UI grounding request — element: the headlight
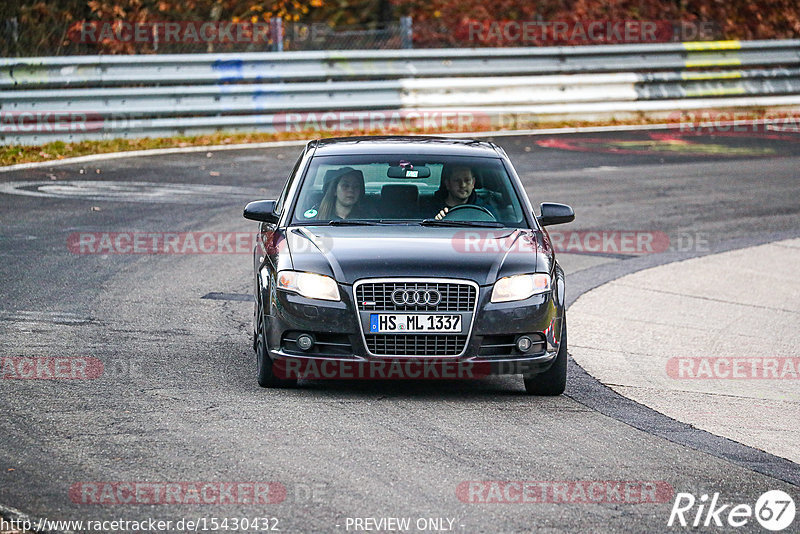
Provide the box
[491,273,551,303]
[276,270,340,301]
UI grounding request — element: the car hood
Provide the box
[285,225,550,285]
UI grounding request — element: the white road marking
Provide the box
[0,180,262,203]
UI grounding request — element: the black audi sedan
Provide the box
[243,136,575,395]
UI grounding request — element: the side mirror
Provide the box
[243,200,279,224]
[538,202,575,226]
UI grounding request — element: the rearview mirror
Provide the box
[538,202,575,226]
[387,166,431,178]
[243,200,279,223]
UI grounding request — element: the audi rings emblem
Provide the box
[391,289,442,307]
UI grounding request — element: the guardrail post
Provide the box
[401,16,413,49]
[3,17,19,55]
[270,17,284,52]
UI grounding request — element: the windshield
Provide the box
[290,154,527,227]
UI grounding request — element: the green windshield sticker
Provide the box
[303,209,318,218]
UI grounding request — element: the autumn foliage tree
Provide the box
[391,0,800,47]
[2,0,330,55]
[2,0,799,56]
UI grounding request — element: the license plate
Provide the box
[369,314,461,333]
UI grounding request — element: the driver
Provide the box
[430,164,498,220]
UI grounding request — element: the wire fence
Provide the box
[4,13,800,57]
[283,19,413,51]
[0,16,414,57]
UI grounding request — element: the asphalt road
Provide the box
[1,128,799,533]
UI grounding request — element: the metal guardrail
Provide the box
[2,40,799,87]
[1,40,799,145]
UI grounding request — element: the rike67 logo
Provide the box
[668,490,795,531]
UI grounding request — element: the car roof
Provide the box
[308,136,502,157]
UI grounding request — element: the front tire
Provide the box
[255,309,296,388]
[523,319,567,396]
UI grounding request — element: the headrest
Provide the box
[381,184,418,202]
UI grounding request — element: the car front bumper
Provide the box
[262,282,564,379]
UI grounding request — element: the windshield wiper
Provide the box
[326,219,416,226]
[419,219,504,228]
[326,219,381,226]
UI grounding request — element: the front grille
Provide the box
[478,335,518,357]
[356,281,476,312]
[365,334,467,356]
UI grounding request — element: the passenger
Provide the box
[315,168,375,220]
[430,164,498,220]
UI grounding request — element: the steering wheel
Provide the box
[442,204,497,222]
